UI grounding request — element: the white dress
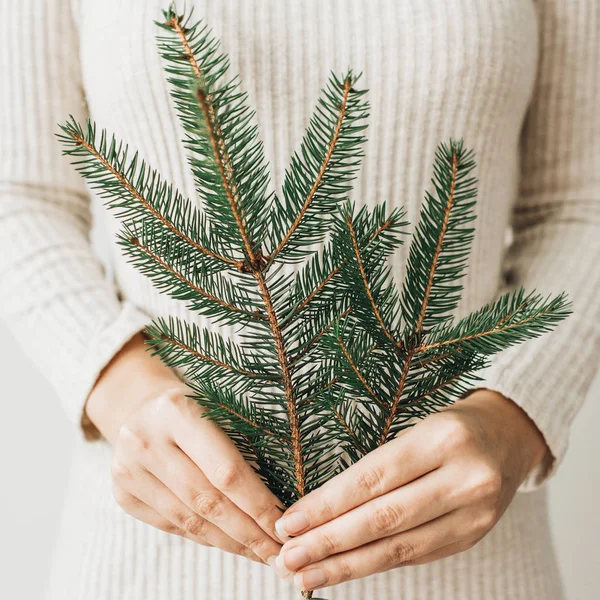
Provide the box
[0,0,598,598]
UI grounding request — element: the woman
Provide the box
[1,0,598,598]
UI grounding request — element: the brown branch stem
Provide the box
[170,15,257,265]
[346,214,402,351]
[128,236,255,317]
[255,271,306,497]
[415,308,554,353]
[414,152,459,334]
[267,76,353,263]
[336,337,387,410]
[333,408,369,455]
[213,401,281,439]
[289,306,352,367]
[70,133,235,266]
[157,333,278,382]
[380,150,460,445]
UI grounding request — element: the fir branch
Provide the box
[57,119,235,268]
[265,72,369,264]
[414,150,458,334]
[157,8,273,256]
[400,141,478,335]
[367,143,477,444]
[379,352,413,444]
[345,211,402,351]
[332,202,408,352]
[283,205,404,326]
[145,316,279,386]
[190,380,290,445]
[417,289,572,356]
[289,306,353,367]
[295,262,343,316]
[335,335,387,410]
[331,406,370,456]
[267,75,353,263]
[159,9,315,496]
[159,6,349,498]
[298,342,379,409]
[254,270,307,496]
[117,224,264,326]
[331,142,569,450]
[194,84,257,263]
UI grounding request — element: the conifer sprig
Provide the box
[59,4,369,511]
[323,141,571,457]
[58,6,570,598]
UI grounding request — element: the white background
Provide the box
[0,323,598,599]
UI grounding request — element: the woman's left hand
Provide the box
[273,389,549,593]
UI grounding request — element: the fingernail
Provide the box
[283,546,311,571]
[275,511,310,539]
[274,554,293,579]
[294,568,328,591]
[266,556,277,569]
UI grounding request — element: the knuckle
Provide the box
[244,537,267,554]
[357,464,385,496]
[162,521,182,535]
[254,503,280,530]
[118,424,151,452]
[192,492,223,520]
[318,529,339,555]
[317,493,335,522]
[111,459,132,482]
[240,545,264,563]
[181,514,208,537]
[153,387,184,412]
[246,552,263,564]
[439,415,472,449]
[370,503,405,535]
[213,461,243,490]
[387,538,416,567]
[239,545,257,560]
[472,508,497,535]
[470,465,503,500]
[336,558,353,582]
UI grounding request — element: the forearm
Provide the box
[85,331,185,443]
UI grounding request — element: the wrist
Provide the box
[85,331,185,443]
[460,388,548,482]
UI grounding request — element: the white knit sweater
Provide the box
[1,0,598,598]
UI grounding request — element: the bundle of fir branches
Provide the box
[58,4,570,598]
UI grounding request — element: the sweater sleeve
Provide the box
[478,0,600,491]
[0,0,153,438]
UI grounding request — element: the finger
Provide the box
[278,467,456,572]
[113,462,260,561]
[292,510,464,592]
[276,428,442,539]
[173,405,285,540]
[401,539,476,566]
[115,488,264,564]
[146,440,282,563]
[114,485,201,538]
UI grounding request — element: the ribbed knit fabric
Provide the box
[0,0,598,598]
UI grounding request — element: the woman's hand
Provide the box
[273,390,549,592]
[86,333,284,566]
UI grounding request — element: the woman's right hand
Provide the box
[85,333,284,567]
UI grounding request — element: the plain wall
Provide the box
[0,322,598,599]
